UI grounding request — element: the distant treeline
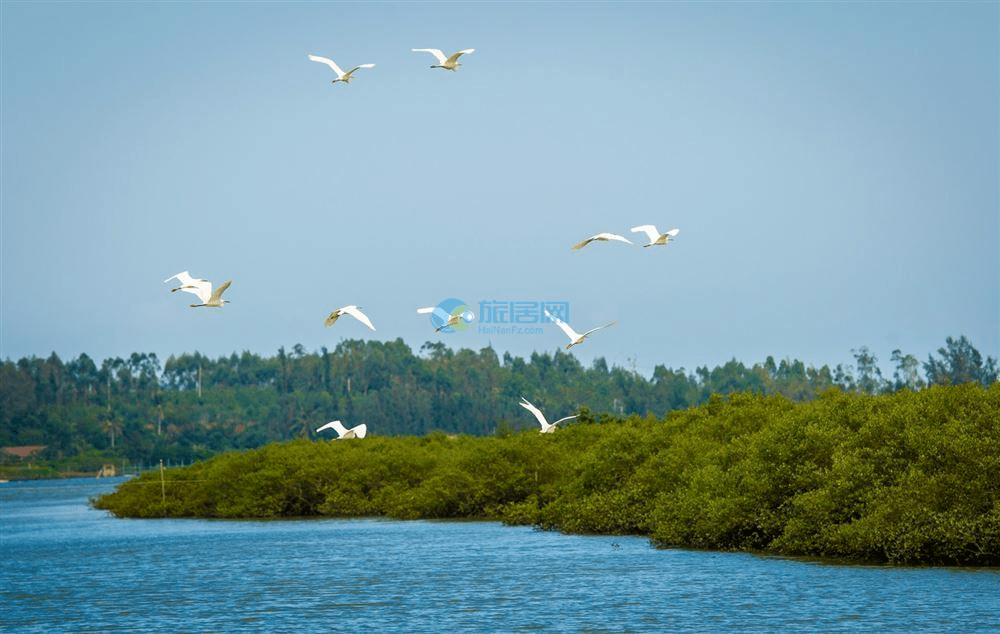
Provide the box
[2,335,996,465]
[93,384,1000,566]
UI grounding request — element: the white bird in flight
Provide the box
[418,306,474,331]
[166,271,231,308]
[189,279,232,308]
[164,271,210,299]
[519,397,577,434]
[308,54,375,84]
[544,309,616,349]
[434,311,469,333]
[316,420,368,439]
[572,232,633,250]
[631,225,680,247]
[324,305,376,331]
[412,48,474,71]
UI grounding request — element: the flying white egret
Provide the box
[189,279,232,308]
[164,271,210,300]
[435,314,461,332]
[418,306,474,331]
[435,311,470,332]
[411,48,474,71]
[572,232,633,250]
[631,225,680,247]
[307,54,375,84]
[316,420,368,439]
[544,309,616,349]
[325,305,376,331]
[519,397,577,434]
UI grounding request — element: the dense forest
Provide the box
[94,384,1000,566]
[2,335,996,468]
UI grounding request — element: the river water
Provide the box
[2,477,997,632]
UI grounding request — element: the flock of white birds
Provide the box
[306,47,476,83]
[163,46,681,437]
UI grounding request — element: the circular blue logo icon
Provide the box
[429,298,475,333]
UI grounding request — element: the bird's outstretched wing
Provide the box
[544,309,581,341]
[581,320,617,338]
[208,280,232,303]
[166,271,203,288]
[598,232,632,244]
[630,225,661,242]
[164,270,193,285]
[572,233,632,250]
[342,305,376,331]
[518,397,548,428]
[412,48,447,64]
[308,54,345,78]
[551,415,579,426]
[347,423,368,439]
[316,420,349,437]
[345,63,376,77]
[445,49,474,64]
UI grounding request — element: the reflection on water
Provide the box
[2,478,998,632]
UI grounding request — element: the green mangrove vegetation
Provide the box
[94,383,1000,567]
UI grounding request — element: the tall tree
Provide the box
[66,353,99,404]
[852,347,885,394]
[924,336,998,387]
[890,349,924,391]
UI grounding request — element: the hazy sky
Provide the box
[2,1,997,378]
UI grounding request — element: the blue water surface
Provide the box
[2,477,997,632]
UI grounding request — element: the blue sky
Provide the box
[2,1,997,378]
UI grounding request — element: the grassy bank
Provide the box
[93,384,999,566]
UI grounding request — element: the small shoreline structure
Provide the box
[2,445,48,461]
